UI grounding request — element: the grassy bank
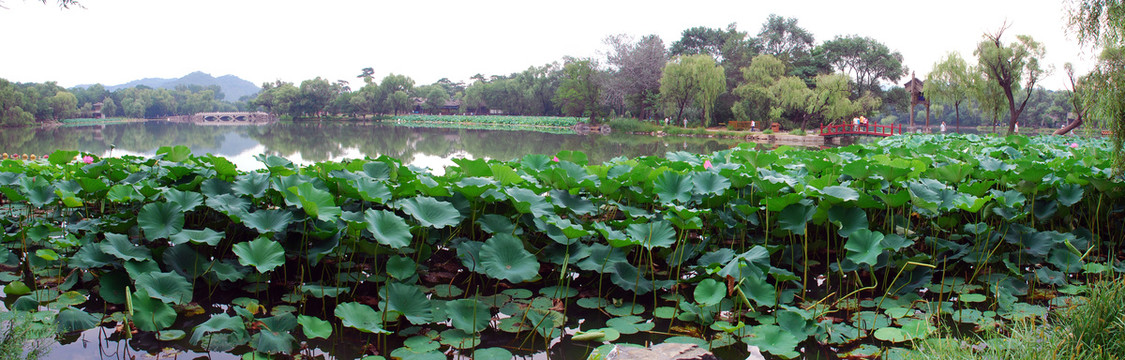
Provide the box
[909,277,1125,360]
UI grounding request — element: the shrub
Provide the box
[607,118,661,133]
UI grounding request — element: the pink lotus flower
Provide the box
[552,156,559,162]
[1069,143,1079,148]
[704,160,713,169]
[82,155,94,164]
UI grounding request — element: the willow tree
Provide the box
[925,53,976,130]
[773,73,876,130]
[731,54,786,124]
[660,54,726,127]
[1068,0,1125,173]
[974,25,1047,134]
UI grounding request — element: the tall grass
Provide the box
[606,118,662,133]
[0,311,53,360]
[907,277,1125,360]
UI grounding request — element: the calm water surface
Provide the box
[2,122,752,174]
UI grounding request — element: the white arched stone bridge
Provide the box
[187,112,276,125]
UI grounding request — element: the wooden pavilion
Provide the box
[903,72,930,130]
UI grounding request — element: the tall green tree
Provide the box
[604,34,667,119]
[754,14,814,63]
[925,52,977,129]
[971,69,1009,133]
[660,54,726,127]
[731,54,786,123]
[974,26,1047,134]
[553,58,604,122]
[820,35,907,95]
[1068,0,1125,172]
[774,73,877,130]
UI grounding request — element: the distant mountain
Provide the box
[79,71,260,102]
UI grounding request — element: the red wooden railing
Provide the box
[819,123,902,137]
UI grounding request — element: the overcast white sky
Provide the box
[0,0,1098,90]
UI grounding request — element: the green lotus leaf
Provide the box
[380,282,432,325]
[354,178,393,203]
[20,176,57,208]
[209,259,249,282]
[289,182,341,222]
[743,324,801,358]
[384,256,417,281]
[445,298,492,333]
[737,272,776,307]
[299,283,349,298]
[233,172,271,198]
[623,220,676,249]
[200,178,233,198]
[653,171,693,203]
[99,233,152,262]
[205,194,250,221]
[243,209,294,235]
[472,348,514,360]
[1057,183,1084,206]
[480,233,539,283]
[610,262,655,295]
[873,327,910,342]
[164,189,204,212]
[398,196,464,228]
[163,244,209,279]
[504,188,553,217]
[106,184,142,203]
[828,206,868,238]
[476,214,517,235]
[190,313,248,345]
[777,202,815,235]
[844,229,884,267]
[851,311,891,330]
[691,171,730,196]
[135,271,193,305]
[131,287,177,332]
[335,302,389,334]
[605,315,654,335]
[156,145,192,162]
[35,248,59,261]
[169,228,224,247]
[363,209,412,248]
[57,307,99,333]
[54,189,83,207]
[296,315,333,340]
[252,325,295,354]
[820,185,860,202]
[157,329,187,341]
[232,236,286,273]
[549,189,596,215]
[693,278,725,306]
[776,310,813,338]
[3,281,30,296]
[48,150,79,166]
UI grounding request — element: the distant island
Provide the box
[75,71,260,102]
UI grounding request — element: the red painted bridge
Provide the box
[819,123,902,137]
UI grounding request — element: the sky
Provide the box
[0,0,1099,91]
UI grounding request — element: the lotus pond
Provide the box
[0,134,1122,360]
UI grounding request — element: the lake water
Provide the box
[1,122,754,174]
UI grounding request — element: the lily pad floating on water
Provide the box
[606,315,655,335]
